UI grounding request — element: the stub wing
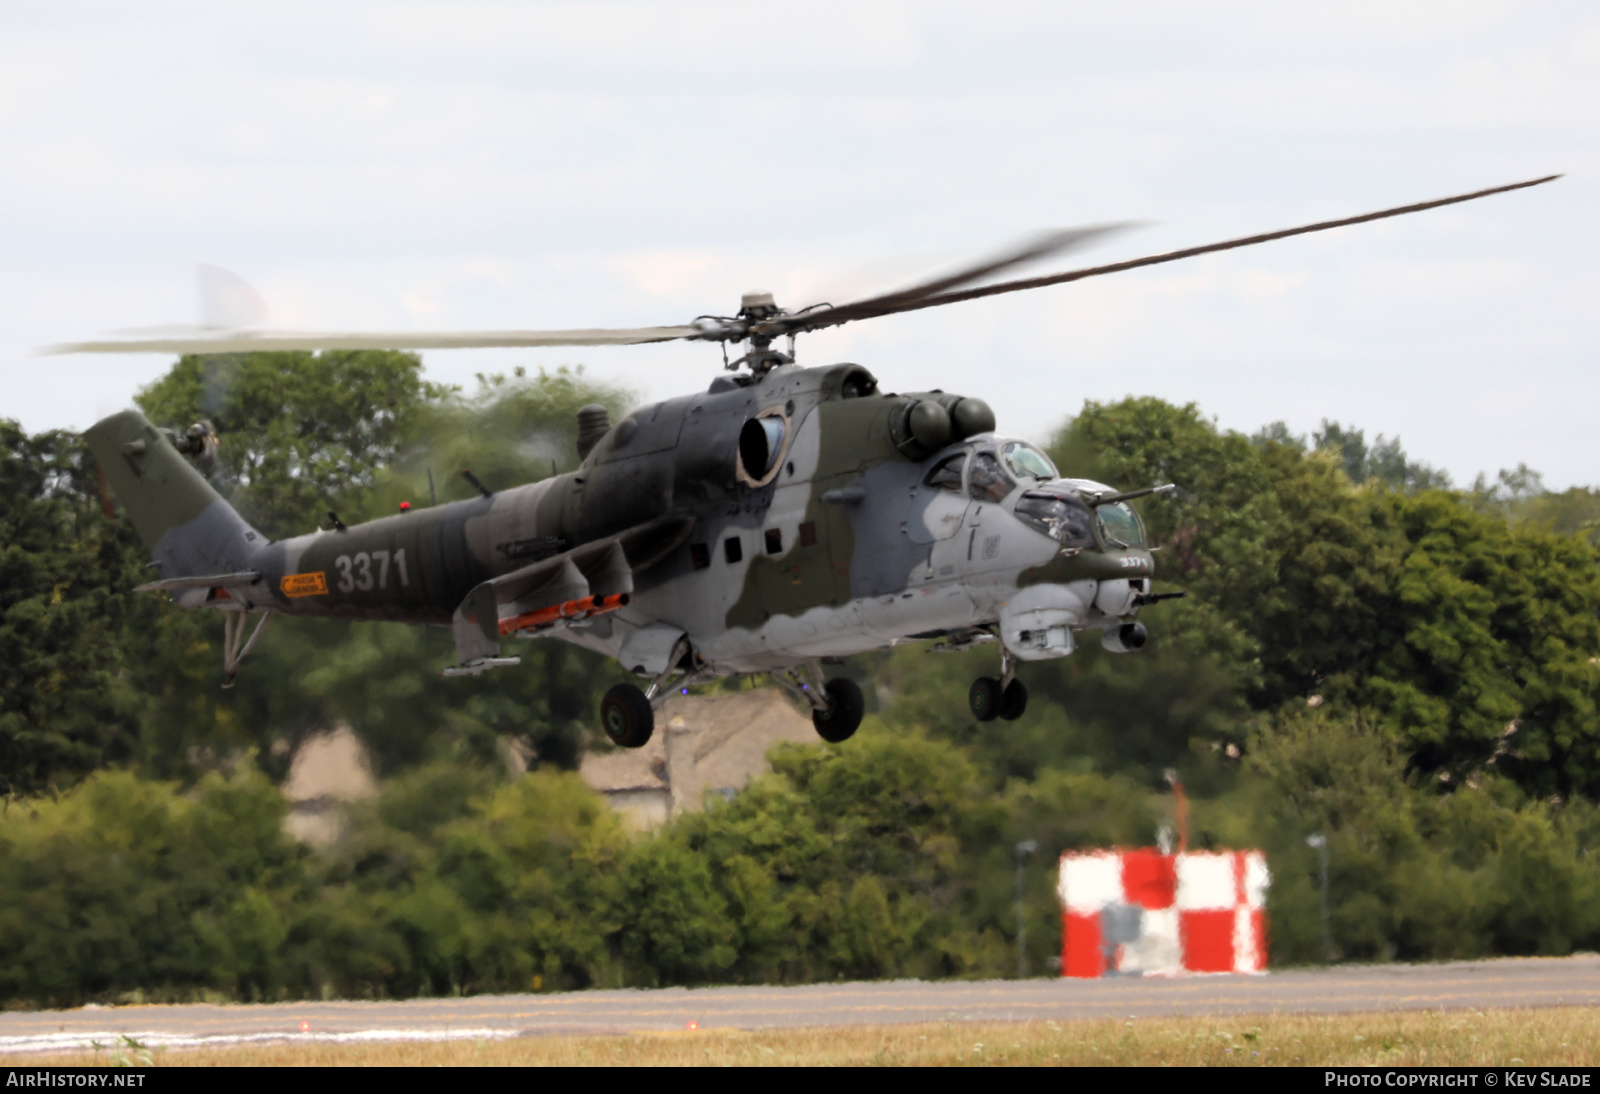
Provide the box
[447,514,695,673]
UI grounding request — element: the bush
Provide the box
[0,766,304,1006]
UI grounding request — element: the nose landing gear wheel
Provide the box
[600,683,654,748]
[812,677,865,743]
[969,677,1002,722]
[999,678,1028,721]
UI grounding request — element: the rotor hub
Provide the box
[738,291,780,320]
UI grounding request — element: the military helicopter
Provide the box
[60,175,1556,749]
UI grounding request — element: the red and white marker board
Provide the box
[1057,849,1269,977]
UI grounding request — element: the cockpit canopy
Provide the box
[1001,441,1056,481]
[1014,490,1095,547]
[1096,500,1147,548]
[1056,478,1150,548]
[922,438,1057,504]
[921,441,1147,549]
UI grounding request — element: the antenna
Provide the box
[1164,769,1189,855]
[460,469,492,498]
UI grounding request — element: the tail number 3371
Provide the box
[335,549,410,593]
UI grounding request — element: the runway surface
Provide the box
[1,955,1596,1053]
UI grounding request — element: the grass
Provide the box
[9,1007,1600,1067]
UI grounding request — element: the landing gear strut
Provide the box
[969,646,1027,722]
[643,635,714,708]
[603,636,716,748]
[603,636,716,749]
[771,662,865,743]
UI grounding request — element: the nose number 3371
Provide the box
[335,550,410,593]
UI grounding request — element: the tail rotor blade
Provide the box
[197,264,269,329]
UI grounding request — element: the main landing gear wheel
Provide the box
[999,678,1028,721]
[969,677,1002,722]
[812,677,865,743]
[600,683,654,748]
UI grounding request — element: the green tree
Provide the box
[1311,420,1451,492]
[1054,399,1279,604]
[1250,458,1600,796]
[1235,711,1477,963]
[366,365,633,513]
[0,765,306,1006]
[615,839,738,985]
[294,766,629,997]
[1518,486,1600,548]
[1248,440,1407,711]
[1234,709,1600,964]
[0,423,157,794]
[1471,465,1600,549]
[649,731,1012,984]
[1383,497,1600,796]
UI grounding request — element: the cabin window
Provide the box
[724,535,743,563]
[968,451,1016,503]
[690,543,711,570]
[923,453,966,493]
[798,520,817,547]
[765,528,783,554]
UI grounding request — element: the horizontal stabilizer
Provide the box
[134,571,261,593]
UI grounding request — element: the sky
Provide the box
[2,1,1596,488]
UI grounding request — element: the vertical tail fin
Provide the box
[84,409,266,579]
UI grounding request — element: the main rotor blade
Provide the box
[800,175,1562,330]
[44,325,702,355]
[782,224,1130,332]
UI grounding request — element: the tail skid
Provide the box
[220,609,272,688]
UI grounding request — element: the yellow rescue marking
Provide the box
[280,571,329,597]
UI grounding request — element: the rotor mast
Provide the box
[690,292,797,380]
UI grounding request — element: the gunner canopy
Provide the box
[1097,501,1147,547]
[1014,489,1094,547]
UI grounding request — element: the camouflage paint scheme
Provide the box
[85,361,1156,681]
